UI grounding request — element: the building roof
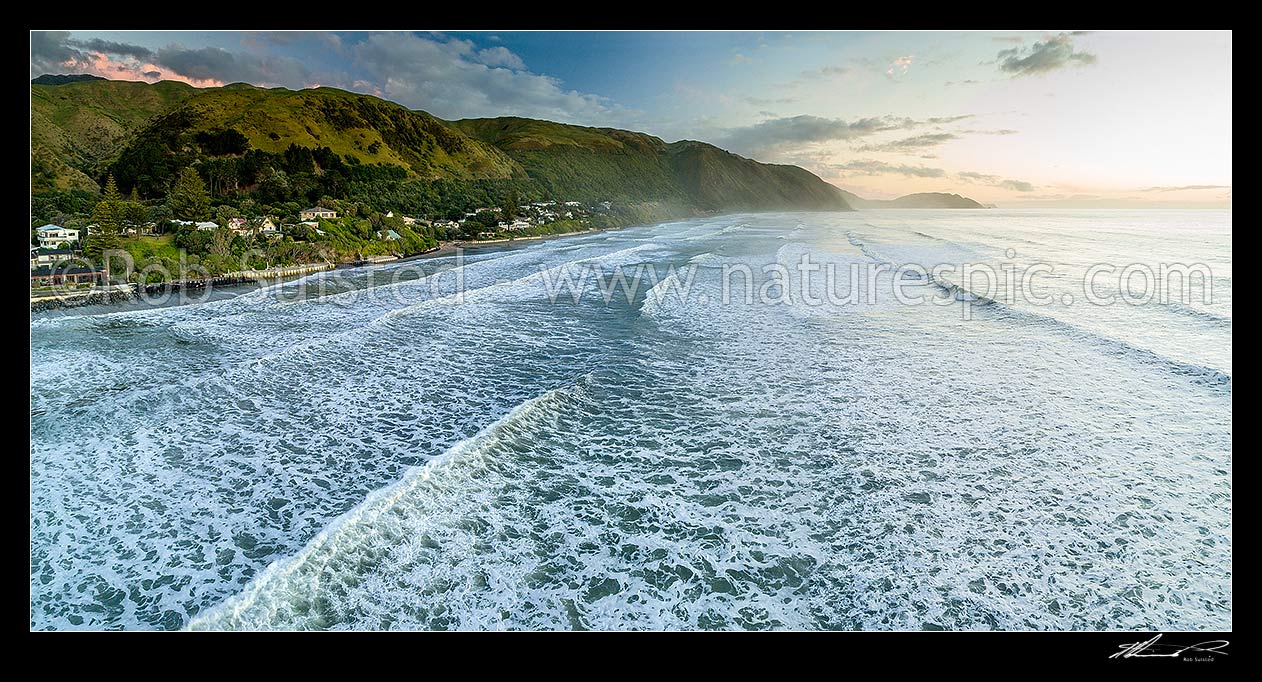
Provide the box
[33,248,75,256]
[301,206,335,213]
[31,265,101,276]
[36,224,73,233]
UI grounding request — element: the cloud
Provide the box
[886,55,914,78]
[831,160,948,178]
[997,32,1097,77]
[796,65,852,80]
[999,179,1036,192]
[741,95,799,107]
[153,45,312,86]
[958,171,1037,192]
[30,31,621,126]
[30,31,226,86]
[73,38,154,60]
[475,46,526,70]
[1140,184,1231,192]
[859,132,958,152]
[992,36,1025,43]
[719,114,974,157]
[350,32,614,123]
[924,114,974,125]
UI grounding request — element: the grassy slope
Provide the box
[449,117,686,203]
[160,85,524,179]
[31,80,197,191]
[452,118,851,210]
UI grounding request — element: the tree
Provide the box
[85,175,123,260]
[501,189,520,220]
[208,228,236,260]
[169,167,211,221]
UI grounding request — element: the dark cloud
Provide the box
[74,38,153,60]
[833,160,948,178]
[1141,185,1231,192]
[30,30,88,75]
[31,31,156,76]
[997,32,1097,77]
[859,132,958,152]
[142,70,162,78]
[153,45,312,85]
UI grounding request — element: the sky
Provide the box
[30,30,1232,207]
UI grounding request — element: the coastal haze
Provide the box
[32,209,1230,630]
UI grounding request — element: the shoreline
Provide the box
[28,222,637,316]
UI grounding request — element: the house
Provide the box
[194,221,218,231]
[227,217,249,232]
[378,229,402,241]
[31,264,106,287]
[36,225,80,248]
[507,219,531,231]
[30,247,76,269]
[300,206,338,220]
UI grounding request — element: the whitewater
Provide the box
[29,209,1231,630]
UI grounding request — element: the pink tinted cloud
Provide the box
[63,51,223,88]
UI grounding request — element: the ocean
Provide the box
[29,209,1232,630]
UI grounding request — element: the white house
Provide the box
[194,221,218,231]
[300,206,338,220]
[36,225,80,248]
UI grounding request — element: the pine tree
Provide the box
[169,167,211,221]
[102,174,122,204]
[85,174,123,262]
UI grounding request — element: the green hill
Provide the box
[32,79,197,191]
[450,118,851,210]
[666,140,848,210]
[32,79,853,215]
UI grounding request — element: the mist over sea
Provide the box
[30,209,1232,630]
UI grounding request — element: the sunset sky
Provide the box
[31,30,1232,207]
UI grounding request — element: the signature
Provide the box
[1110,634,1230,660]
